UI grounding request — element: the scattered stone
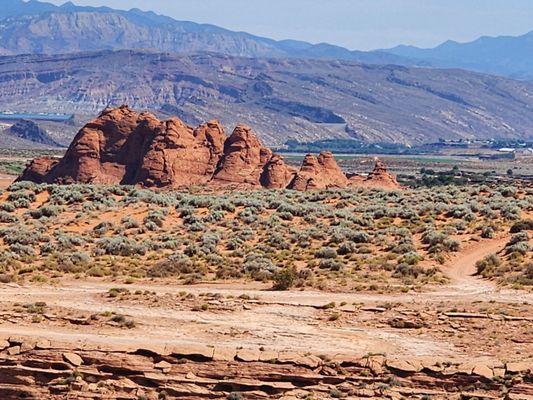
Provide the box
[506,361,531,374]
[7,346,21,355]
[63,352,83,367]
[236,348,261,362]
[472,364,494,380]
[386,359,419,373]
[35,339,51,350]
[154,360,172,373]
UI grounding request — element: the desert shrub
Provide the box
[7,189,36,204]
[480,225,495,239]
[143,210,166,230]
[268,234,290,250]
[0,227,41,245]
[0,211,18,223]
[399,252,423,265]
[56,234,86,251]
[499,186,517,198]
[443,238,460,252]
[475,254,501,276]
[506,241,530,256]
[200,232,220,254]
[272,266,297,290]
[508,232,529,246]
[48,185,85,205]
[390,241,415,255]
[421,229,445,246]
[121,216,140,229]
[337,241,358,255]
[318,259,344,271]
[393,264,425,278]
[315,247,338,259]
[243,253,276,275]
[93,221,113,236]
[29,205,61,219]
[329,228,370,244]
[95,237,147,256]
[447,205,475,221]
[510,219,533,233]
[276,203,306,217]
[147,253,193,277]
[0,203,15,212]
[56,252,92,273]
[500,204,520,220]
[203,210,225,223]
[525,263,533,280]
[237,208,258,224]
[10,243,35,256]
[126,189,177,206]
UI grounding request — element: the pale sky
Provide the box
[46,0,533,50]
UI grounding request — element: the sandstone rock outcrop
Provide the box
[213,124,274,187]
[349,158,400,189]
[136,118,226,187]
[288,151,348,191]
[17,157,59,183]
[0,335,529,400]
[260,154,297,189]
[17,106,400,191]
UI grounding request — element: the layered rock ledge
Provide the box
[0,334,530,399]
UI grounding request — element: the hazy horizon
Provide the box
[44,0,533,50]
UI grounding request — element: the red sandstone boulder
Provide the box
[193,120,226,175]
[288,151,348,191]
[16,157,60,184]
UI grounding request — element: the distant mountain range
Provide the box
[0,1,531,148]
[0,0,413,65]
[385,31,533,81]
[0,50,531,146]
[1,0,532,80]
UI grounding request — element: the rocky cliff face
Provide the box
[18,106,400,191]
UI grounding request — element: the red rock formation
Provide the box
[260,154,297,189]
[16,157,59,183]
[42,106,158,185]
[349,158,400,189]
[17,106,400,191]
[136,118,227,187]
[213,125,275,187]
[288,151,348,191]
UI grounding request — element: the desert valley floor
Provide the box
[0,173,531,399]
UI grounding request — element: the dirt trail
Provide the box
[439,237,508,295]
